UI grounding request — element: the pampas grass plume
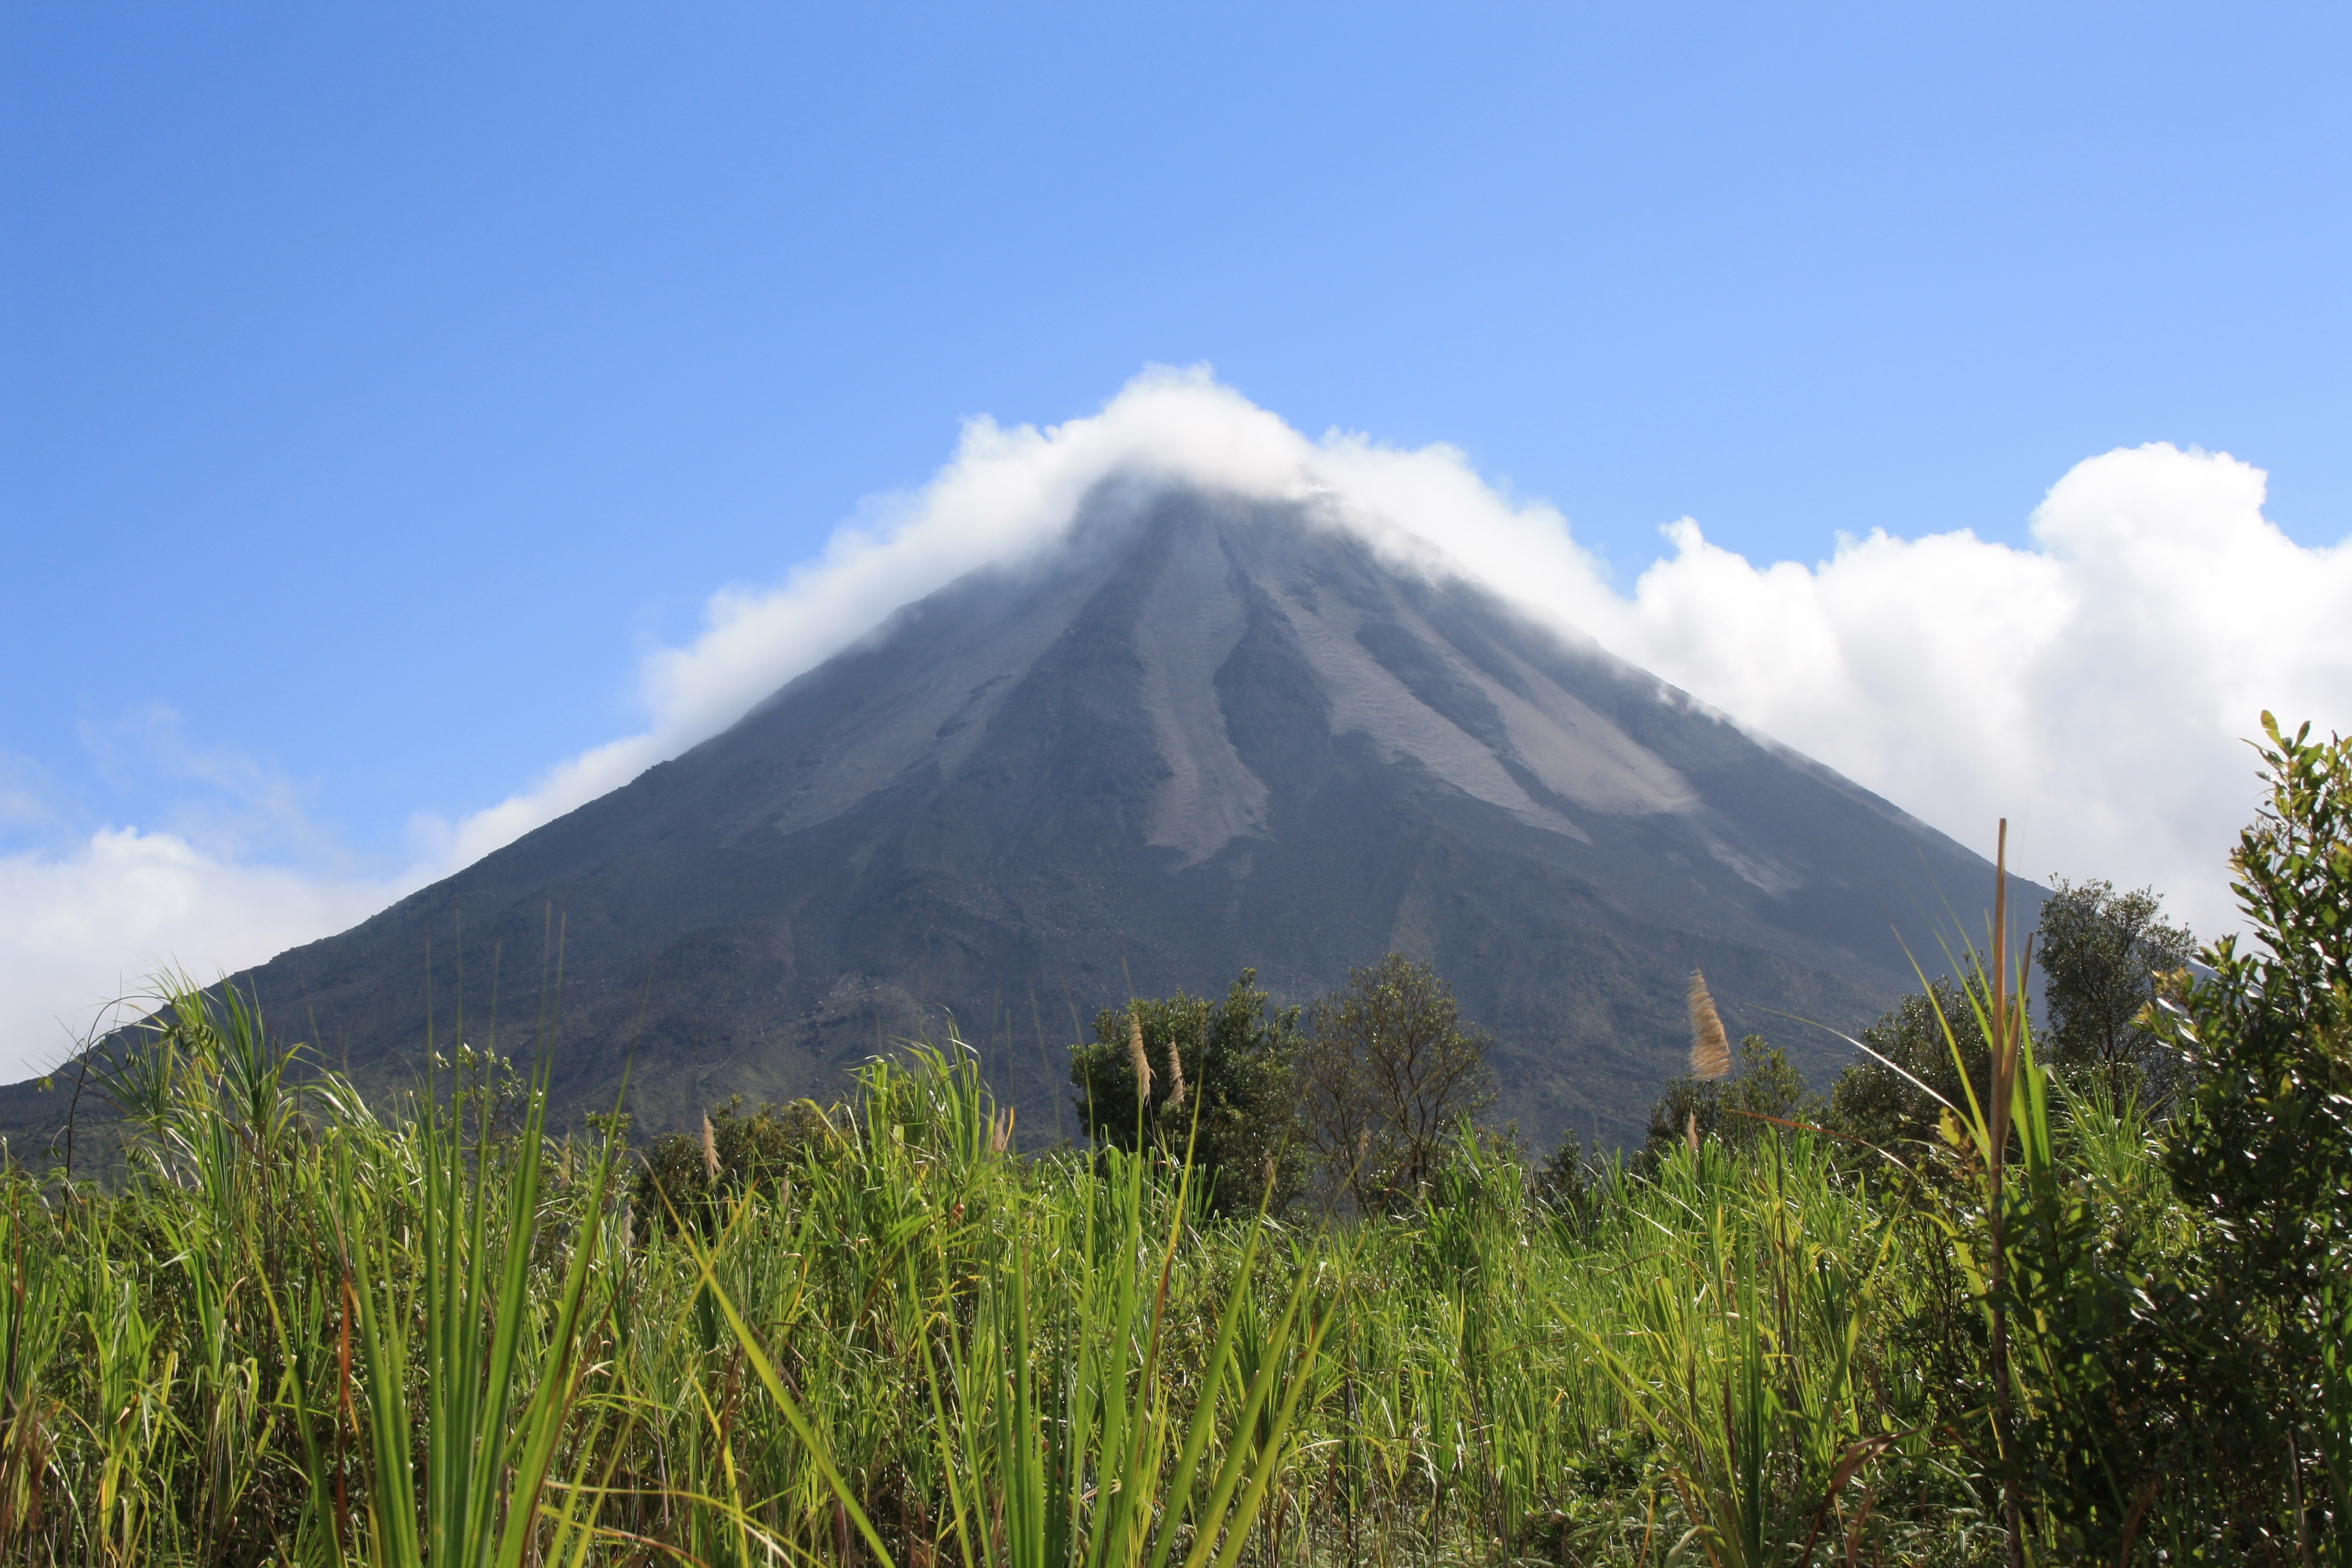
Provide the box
[1688,970,1731,1082]
[1128,1007,1154,1103]
[1164,1030,1187,1112]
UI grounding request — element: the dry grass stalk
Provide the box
[1688,969,1732,1082]
[701,1113,721,1183]
[1128,1007,1154,1103]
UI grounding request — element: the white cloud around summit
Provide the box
[4,367,2347,1077]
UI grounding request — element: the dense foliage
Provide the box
[0,715,2340,1566]
[2036,877,2196,1088]
[1293,953,1498,1215]
[1068,970,1302,1216]
[2153,713,2352,1550]
[1635,1034,1814,1172]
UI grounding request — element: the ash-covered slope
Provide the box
[19,485,2034,1150]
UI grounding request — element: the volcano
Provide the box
[12,482,2034,1151]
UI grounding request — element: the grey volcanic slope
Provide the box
[4,485,2037,1152]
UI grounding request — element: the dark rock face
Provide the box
[6,483,2036,1151]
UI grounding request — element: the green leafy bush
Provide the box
[1067,969,1301,1214]
[2154,713,2352,1549]
[1638,1033,1817,1172]
[2035,875,2196,1096]
[629,1093,834,1240]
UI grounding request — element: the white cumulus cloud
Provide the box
[1579,447,2352,928]
[5,367,2346,1079]
[0,828,410,1078]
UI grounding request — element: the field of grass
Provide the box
[17,711,2352,1568]
[0,950,2299,1568]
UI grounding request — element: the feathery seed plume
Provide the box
[1163,1031,1187,1113]
[1128,1007,1154,1104]
[1687,969,1732,1082]
[701,1113,721,1183]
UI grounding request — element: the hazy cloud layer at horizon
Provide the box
[4,370,2345,1077]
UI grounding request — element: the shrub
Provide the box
[1068,969,1302,1214]
[1638,1033,1815,1172]
[630,1093,834,1240]
[1825,979,1993,1158]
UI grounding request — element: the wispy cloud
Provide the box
[77,704,353,866]
[0,753,56,831]
[4,367,2346,1077]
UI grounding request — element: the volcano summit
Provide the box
[15,482,2031,1149]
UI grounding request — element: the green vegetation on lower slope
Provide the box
[0,713,2341,1566]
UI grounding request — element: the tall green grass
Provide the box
[0,972,2250,1565]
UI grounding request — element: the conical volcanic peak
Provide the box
[8,481,2033,1150]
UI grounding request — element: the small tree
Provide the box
[1296,953,1496,1214]
[1824,978,1993,1158]
[1069,970,1302,1214]
[2153,713,2352,1541]
[2034,876,2195,1088]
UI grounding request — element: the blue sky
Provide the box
[3,4,2350,1062]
